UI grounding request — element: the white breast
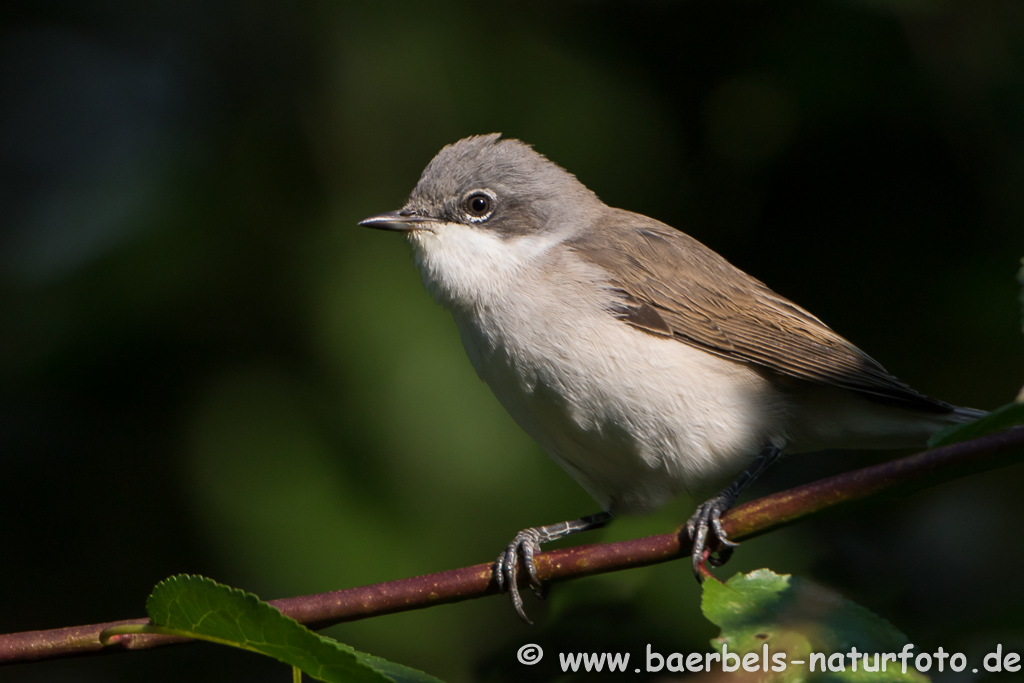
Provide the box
[410,223,788,514]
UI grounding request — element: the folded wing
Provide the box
[567,210,952,414]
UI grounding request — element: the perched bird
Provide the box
[359,134,982,623]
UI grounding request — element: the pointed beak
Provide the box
[358,210,440,233]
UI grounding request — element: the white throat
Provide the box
[409,222,568,313]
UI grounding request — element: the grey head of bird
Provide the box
[399,133,604,239]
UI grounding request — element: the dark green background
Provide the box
[1,1,1022,681]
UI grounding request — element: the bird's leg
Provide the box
[686,444,782,581]
[494,511,612,624]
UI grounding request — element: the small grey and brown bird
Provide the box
[359,134,983,623]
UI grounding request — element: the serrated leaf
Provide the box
[927,401,1024,448]
[702,569,928,682]
[146,575,443,683]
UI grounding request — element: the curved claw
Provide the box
[492,512,612,624]
[519,537,547,598]
[686,496,738,582]
[494,529,544,624]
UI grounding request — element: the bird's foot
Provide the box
[685,444,782,581]
[494,528,547,625]
[686,492,739,582]
[493,512,612,624]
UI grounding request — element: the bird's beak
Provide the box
[358,210,440,233]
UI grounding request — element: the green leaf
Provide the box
[927,401,1024,448]
[146,575,443,683]
[702,569,927,681]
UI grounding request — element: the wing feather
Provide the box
[568,209,951,414]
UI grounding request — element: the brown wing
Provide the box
[567,208,952,414]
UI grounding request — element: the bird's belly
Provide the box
[454,309,785,514]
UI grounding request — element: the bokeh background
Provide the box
[2,1,1023,681]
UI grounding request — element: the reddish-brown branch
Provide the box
[2,428,1023,665]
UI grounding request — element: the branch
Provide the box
[2,428,1022,665]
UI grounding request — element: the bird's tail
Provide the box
[948,405,987,424]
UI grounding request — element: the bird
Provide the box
[358,133,983,623]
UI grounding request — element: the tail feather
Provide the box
[949,405,987,424]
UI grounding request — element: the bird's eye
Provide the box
[463,190,495,221]
[470,195,489,214]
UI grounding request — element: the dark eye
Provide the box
[463,191,494,220]
[469,195,489,214]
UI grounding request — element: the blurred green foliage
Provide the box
[1,1,1023,682]
[704,569,927,682]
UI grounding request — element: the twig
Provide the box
[2,428,1022,665]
